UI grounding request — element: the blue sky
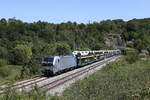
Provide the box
[0,0,150,23]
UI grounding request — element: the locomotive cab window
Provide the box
[43,57,54,62]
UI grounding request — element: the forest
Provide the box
[0,18,150,77]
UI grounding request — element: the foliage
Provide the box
[13,44,32,65]
[124,48,139,63]
[0,66,11,77]
[0,86,47,100]
[131,83,150,100]
[1,57,150,100]
[43,42,71,56]
[60,57,150,100]
[54,42,71,55]
[139,50,149,58]
[0,47,8,60]
[141,50,149,55]
[0,59,7,67]
[0,18,150,66]
[0,17,150,84]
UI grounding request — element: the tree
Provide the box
[13,44,32,65]
[124,48,139,63]
[55,42,71,55]
[0,47,8,59]
[1,17,150,66]
[43,42,71,56]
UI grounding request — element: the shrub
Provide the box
[0,47,8,59]
[1,85,47,100]
[0,59,7,67]
[13,44,32,65]
[0,66,11,77]
[20,66,31,79]
[124,48,139,64]
[131,83,150,99]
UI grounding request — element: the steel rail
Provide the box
[41,56,118,92]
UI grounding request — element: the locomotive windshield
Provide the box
[43,56,54,62]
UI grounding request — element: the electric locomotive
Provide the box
[41,50,121,76]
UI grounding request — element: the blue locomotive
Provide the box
[41,50,121,76]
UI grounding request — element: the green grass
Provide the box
[0,65,22,85]
[61,57,150,100]
[1,57,150,100]
[0,65,40,86]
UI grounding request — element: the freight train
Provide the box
[41,50,121,76]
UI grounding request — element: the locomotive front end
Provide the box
[41,56,54,76]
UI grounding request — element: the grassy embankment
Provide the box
[1,57,150,100]
[0,65,39,86]
[0,65,22,85]
[61,57,150,100]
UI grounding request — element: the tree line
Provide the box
[0,18,150,70]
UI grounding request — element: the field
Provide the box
[1,57,150,100]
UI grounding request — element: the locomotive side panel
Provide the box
[55,55,77,72]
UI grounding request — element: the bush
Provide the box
[13,44,32,65]
[0,47,8,59]
[131,83,150,99]
[0,66,11,77]
[124,48,139,64]
[1,85,47,100]
[125,52,139,64]
[0,59,7,67]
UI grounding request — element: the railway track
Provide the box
[0,76,49,94]
[0,56,119,95]
[40,56,119,92]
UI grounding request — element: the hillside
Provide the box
[0,18,150,80]
[1,57,150,100]
[59,57,150,100]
